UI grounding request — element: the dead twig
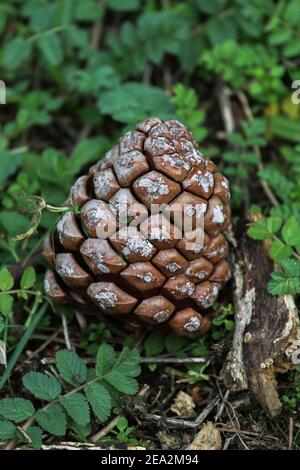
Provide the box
[91,415,121,443]
[146,395,220,429]
[289,417,294,450]
[61,314,72,350]
[15,328,62,371]
[40,356,208,365]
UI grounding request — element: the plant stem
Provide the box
[0,303,48,392]
[236,90,279,207]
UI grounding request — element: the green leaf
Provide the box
[112,347,141,378]
[37,35,63,66]
[107,0,140,11]
[0,420,16,440]
[0,211,30,237]
[270,116,300,143]
[268,240,292,261]
[97,346,141,395]
[84,383,112,423]
[36,404,66,436]
[284,0,300,26]
[144,332,164,356]
[0,267,14,291]
[104,371,139,395]
[26,426,43,449]
[268,271,300,296]
[0,148,22,186]
[99,83,173,124]
[266,217,282,234]
[54,0,73,25]
[70,137,110,175]
[3,37,32,70]
[247,219,270,240]
[116,416,128,432]
[55,350,87,386]
[0,294,14,316]
[196,0,227,14]
[281,259,300,277]
[59,393,90,426]
[20,267,36,290]
[259,166,293,201]
[22,372,61,401]
[75,0,103,20]
[0,398,35,423]
[282,217,300,246]
[96,343,116,377]
[207,16,237,45]
[69,420,92,440]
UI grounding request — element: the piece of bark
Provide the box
[186,421,222,450]
[221,224,299,417]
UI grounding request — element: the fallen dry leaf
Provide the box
[186,421,222,450]
[171,390,196,417]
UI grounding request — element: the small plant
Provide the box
[0,344,141,449]
[211,304,235,340]
[171,83,208,142]
[108,417,140,446]
[80,322,112,356]
[282,366,300,414]
[248,215,300,295]
[0,266,41,331]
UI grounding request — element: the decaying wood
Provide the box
[221,225,299,417]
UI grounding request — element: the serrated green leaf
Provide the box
[69,420,92,440]
[20,267,36,290]
[247,219,270,240]
[104,370,139,395]
[22,372,61,401]
[3,37,32,70]
[266,217,282,235]
[37,35,63,67]
[112,347,140,378]
[56,350,87,386]
[0,420,16,440]
[270,116,300,143]
[281,259,300,277]
[36,404,66,436]
[0,398,35,423]
[0,294,14,316]
[268,240,292,261]
[26,426,43,449]
[268,271,300,296]
[84,382,112,423]
[282,216,300,246]
[18,425,43,449]
[95,343,116,377]
[98,83,173,124]
[0,267,14,291]
[59,393,90,426]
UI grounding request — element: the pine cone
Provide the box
[43,118,231,338]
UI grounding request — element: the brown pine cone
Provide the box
[43,118,231,338]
